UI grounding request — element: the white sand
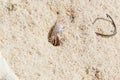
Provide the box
[0,0,120,80]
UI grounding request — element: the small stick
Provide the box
[92,14,117,37]
[92,18,111,24]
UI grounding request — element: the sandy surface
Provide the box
[0,0,120,80]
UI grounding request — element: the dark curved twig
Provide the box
[92,18,111,24]
[93,14,117,37]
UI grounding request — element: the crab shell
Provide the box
[53,22,64,33]
[53,18,65,33]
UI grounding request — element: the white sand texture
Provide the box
[0,0,120,80]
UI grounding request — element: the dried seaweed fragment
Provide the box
[92,14,117,37]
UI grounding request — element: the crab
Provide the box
[48,18,65,46]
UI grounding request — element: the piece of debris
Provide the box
[7,3,17,11]
[48,18,65,46]
[92,14,117,37]
[66,7,75,23]
[95,68,100,79]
